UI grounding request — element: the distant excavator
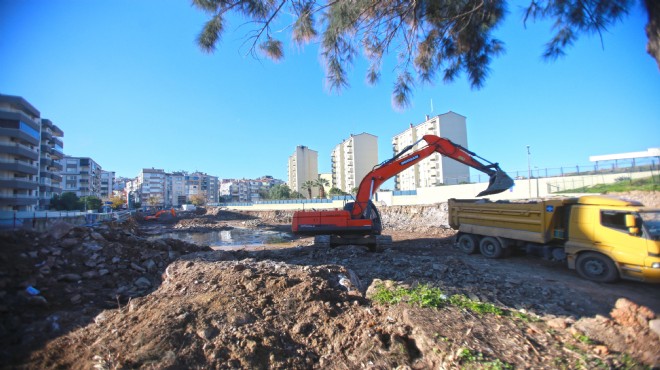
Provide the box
[144,208,176,221]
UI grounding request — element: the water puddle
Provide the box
[152,228,293,250]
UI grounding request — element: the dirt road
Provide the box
[2,192,659,369]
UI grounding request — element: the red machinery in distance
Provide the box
[291,135,514,248]
[144,208,176,221]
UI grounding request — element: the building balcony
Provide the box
[39,184,59,193]
[0,127,39,146]
[0,177,38,190]
[0,142,39,161]
[0,160,39,175]
[0,195,38,206]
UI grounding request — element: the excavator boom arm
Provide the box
[350,135,513,218]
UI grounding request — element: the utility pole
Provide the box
[526,145,531,198]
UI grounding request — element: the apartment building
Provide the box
[99,170,115,199]
[331,133,378,193]
[168,172,186,206]
[38,119,64,209]
[61,156,103,197]
[184,172,219,204]
[392,112,469,190]
[219,176,284,202]
[0,95,67,211]
[0,94,42,211]
[288,145,319,197]
[138,168,166,207]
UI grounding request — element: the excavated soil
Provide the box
[1,192,659,369]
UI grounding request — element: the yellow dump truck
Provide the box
[448,196,660,283]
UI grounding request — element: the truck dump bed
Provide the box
[448,198,569,244]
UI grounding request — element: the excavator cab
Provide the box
[478,168,515,197]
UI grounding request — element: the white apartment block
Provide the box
[188,172,218,204]
[392,112,469,191]
[220,176,284,202]
[331,133,378,193]
[168,172,186,207]
[61,156,103,197]
[288,145,318,197]
[100,170,115,199]
[139,168,166,207]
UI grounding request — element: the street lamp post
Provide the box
[526,145,531,198]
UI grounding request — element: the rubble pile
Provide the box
[19,252,660,369]
[381,203,452,234]
[0,222,211,364]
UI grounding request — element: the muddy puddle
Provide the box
[151,228,293,250]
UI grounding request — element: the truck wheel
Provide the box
[576,252,619,283]
[456,234,479,254]
[479,237,504,259]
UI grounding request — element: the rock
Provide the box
[58,274,82,282]
[84,260,98,268]
[143,259,157,272]
[131,263,146,273]
[134,277,152,289]
[98,269,110,277]
[94,311,108,325]
[60,238,78,248]
[29,296,48,306]
[546,317,570,330]
[650,319,660,340]
[90,232,105,241]
[49,221,75,240]
[82,271,98,279]
[196,327,217,341]
[593,345,609,356]
[70,294,82,304]
[610,298,655,328]
[83,242,103,252]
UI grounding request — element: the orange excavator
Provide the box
[291,135,514,248]
[144,208,176,221]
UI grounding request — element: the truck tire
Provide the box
[576,252,619,283]
[479,237,504,259]
[456,234,479,254]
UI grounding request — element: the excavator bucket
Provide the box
[477,169,515,197]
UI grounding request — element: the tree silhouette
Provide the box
[193,0,658,110]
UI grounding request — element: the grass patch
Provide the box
[371,284,503,315]
[458,348,514,369]
[558,176,659,193]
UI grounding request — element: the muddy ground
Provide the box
[1,192,659,369]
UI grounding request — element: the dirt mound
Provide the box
[20,253,658,369]
[381,203,452,234]
[0,222,210,366]
[608,191,660,208]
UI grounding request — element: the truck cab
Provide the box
[564,196,660,282]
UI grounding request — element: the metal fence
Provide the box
[0,210,135,230]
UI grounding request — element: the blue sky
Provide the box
[1,0,658,184]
